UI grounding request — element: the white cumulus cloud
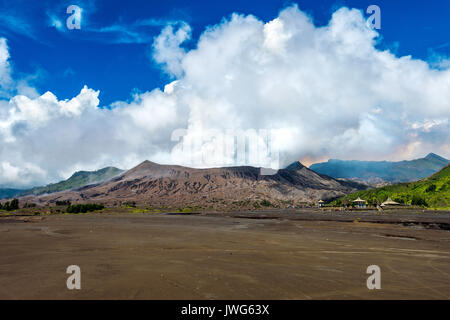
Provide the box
[153,6,450,166]
[0,5,449,188]
[152,22,192,78]
[0,38,13,97]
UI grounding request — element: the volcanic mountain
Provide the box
[22,161,366,209]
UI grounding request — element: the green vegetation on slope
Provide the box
[333,165,450,209]
[21,167,123,196]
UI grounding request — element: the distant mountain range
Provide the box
[2,153,448,207]
[336,164,450,209]
[309,153,449,186]
[0,188,25,200]
[19,160,366,209]
[0,167,123,199]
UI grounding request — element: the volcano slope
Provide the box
[22,161,365,209]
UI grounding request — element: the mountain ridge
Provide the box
[0,188,25,200]
[19,160,367,209]
[309,153,449,185]
[0,167,124,199]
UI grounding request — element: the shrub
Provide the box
[177,207,193,213]
[2,199,19,211]
[56,200,71,206]
[425,184,436,193]
[260,199,273,207]
[123,201,136,208]
[439,181,450,191]
[10,199,19,210]
[66,203,104,214]
[411,195,427,207]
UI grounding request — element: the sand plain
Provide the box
[1,209,449,299]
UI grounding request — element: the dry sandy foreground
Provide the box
[1,209,450,299]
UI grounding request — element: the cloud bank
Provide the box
[0,38,12,96]
[0,5,449,187]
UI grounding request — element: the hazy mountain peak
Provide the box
[127,160,162,171]
[310,153,449,185]
[425,153,448,162]
[123,160,173,180]
[70,166,118,178]
[284,161,305,171]
[70,166,122,178]
[134,160,160,168]
[18,166,124,197]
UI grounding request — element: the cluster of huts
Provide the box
[318,197,402,209]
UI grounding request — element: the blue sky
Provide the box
[0,0,449,187]
[1,0,449,105]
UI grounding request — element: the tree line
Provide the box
[0,199,19,211]
[66,203,104,213]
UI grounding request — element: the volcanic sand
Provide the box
[1,209,450,299]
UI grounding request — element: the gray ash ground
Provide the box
[1,208,450,299]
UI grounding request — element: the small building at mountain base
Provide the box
[381,197,401,208]
[352,197,367,208]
